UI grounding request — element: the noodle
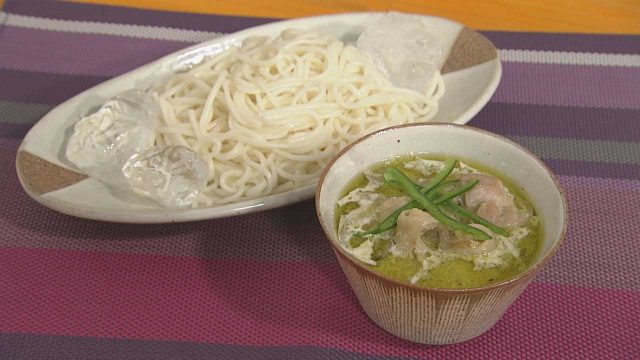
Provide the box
[153,29,445,206]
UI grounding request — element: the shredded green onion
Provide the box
[432,179,479,205]
[442,202,509,237]
[359,160,457,236]
[356,159,507,241]
[384,168,491,241]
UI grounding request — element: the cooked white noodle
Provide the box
[153,29,445,205]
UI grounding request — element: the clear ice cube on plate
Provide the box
[357,12,443,93]
[65,90,158,186]
[122,146,208,208]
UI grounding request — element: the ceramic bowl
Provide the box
[315,123,567,345]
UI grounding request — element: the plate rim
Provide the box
[16,11,502,223]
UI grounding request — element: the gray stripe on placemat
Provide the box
[499,49,640,67]
[1,12,224,43]
[0,122,31,139]
[0,68,108,104]
[0,139,335,262]
[0,332,410,360]
[0,100,53,124]
[509,136,640,165]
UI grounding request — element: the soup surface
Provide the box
[336,155,541,288]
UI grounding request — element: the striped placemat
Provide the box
[1,0,639,358]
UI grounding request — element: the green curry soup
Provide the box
[336,155,542,289]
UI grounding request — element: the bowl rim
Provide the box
[315,122,568,294]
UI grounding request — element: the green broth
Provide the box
[372,226,540,288]
[336,154,542,289]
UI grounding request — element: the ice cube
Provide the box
[357,12,443,93]
[65,90,158,186]
[121,146,208,208]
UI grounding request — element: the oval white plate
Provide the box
[16,12,501,223]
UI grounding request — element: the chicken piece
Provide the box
[476,202,500,224]
[459,174,529,228]
[460,174,510,209]
[395,208,438,255]
[414,235,432,263]
[439,224,497,256]
[477,202,529,228]
[377,196,411,220]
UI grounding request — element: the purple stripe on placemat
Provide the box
[0,248,638,358]
[3,0,279,33]
[0,27,189,77]
[484,31,640,55]
[0,333,405,360]
[2,136,639,292]
[495,62,640,109]
[537,176,640,291]
[0,69,108,104]
[545,159,640,180]
[472,103,640,142]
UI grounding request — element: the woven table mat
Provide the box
[1,1,639,358]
